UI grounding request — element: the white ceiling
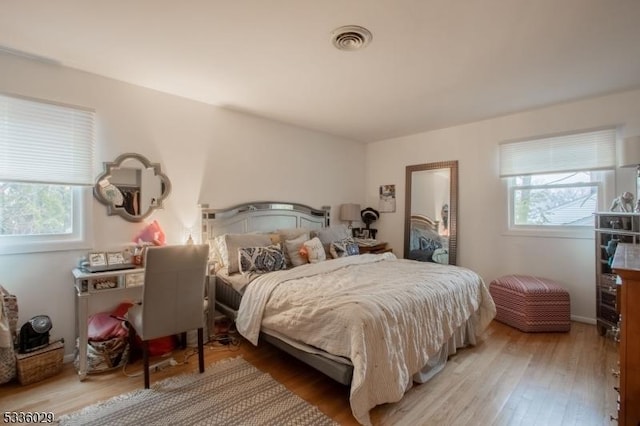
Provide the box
[2,1,640,142]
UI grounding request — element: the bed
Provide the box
[201,202,495,425]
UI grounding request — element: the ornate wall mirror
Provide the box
[404,160,458,265]
[93,153,171,222]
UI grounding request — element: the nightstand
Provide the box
[358,242,392,254]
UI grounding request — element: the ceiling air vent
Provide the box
[331,25,372,51]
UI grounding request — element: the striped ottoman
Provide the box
[489,275,571,332]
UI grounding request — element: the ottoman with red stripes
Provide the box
[489,274,571,332]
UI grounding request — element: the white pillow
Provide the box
[303,237,326,263]
[284,233,310,267]
[277,227,312,242]
[313,225,351,255]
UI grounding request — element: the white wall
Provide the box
[366,88,640,323]
[4,49,640,356]
[0,53,365,357]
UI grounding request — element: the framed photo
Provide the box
[379,184,396,213]
[88,252,107,267]
[361,229,371,239]
[107,251,125,265]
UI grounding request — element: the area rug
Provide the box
[58,356,338,425]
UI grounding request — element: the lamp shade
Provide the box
[340,203,361,222]
[618,136,640,168]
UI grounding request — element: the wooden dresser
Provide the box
[611,243,640,425]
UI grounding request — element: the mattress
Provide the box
[215,271,243,311]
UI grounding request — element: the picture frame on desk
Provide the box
[107,251,125,265]
[88,252,107,267]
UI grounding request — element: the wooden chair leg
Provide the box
[143,340,150,389]
[197,327,204,373]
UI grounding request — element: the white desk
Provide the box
[72,267,214,380]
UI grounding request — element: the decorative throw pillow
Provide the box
[284,233,310,267]
[302,237,326,263]
[225,233,273,274]
[432,248,449,264]
[312,225,350,255]
[419,236,442,252]
[238,244,286,274]
[330,237,360,258]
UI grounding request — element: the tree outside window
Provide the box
[0,182,73,236]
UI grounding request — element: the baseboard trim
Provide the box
[571,315,596,325]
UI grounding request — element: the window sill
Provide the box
[503,227,594,240]
[0,237,92,255]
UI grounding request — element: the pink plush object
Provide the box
[87,302,133,341]
[132,220,166,246]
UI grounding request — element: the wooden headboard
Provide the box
[200,201,329,241]
[410,214,439,233]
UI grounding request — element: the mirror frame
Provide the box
[93,153,171,222]
[404,160,458,265]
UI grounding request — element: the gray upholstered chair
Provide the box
[127,244,209,388]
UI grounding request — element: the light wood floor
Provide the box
[0,321,618,425]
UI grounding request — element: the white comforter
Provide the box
[236,253,496,425]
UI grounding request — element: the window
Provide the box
[500,128,616,236]
[0,94,95,254]
[509,171,611,228]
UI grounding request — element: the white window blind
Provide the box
[499,128,617,178]
[0,94,95,185]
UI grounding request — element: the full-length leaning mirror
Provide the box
[93,153,171,222]
[404,160,458,265]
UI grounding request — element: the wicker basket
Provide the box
[15,340,64,385]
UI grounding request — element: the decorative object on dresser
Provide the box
[618,135,640,212]
[593,212,640,337]
[609,191,635,212]
[611,243,640,425]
